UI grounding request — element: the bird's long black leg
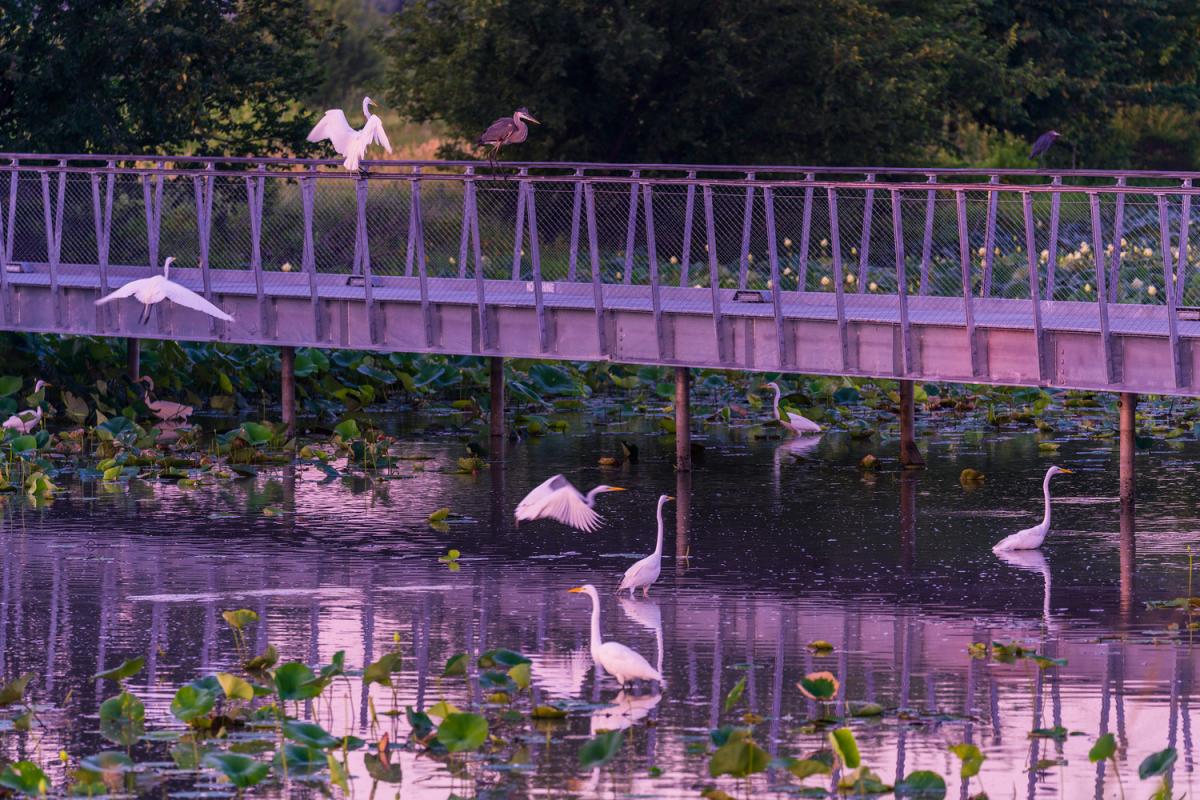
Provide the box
[140,304,151,326]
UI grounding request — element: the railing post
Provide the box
[1046,176,1063,299]
[891,189,912,376]
[798,173,815,291]
[143,173,163,271]
[856,174,875,292]
[1089,193,1115,385]
[1176,180,1192,305]
[703,186,726,364]
[512,168,528,281]
[412,167,433,348]
[1022,193,1049,383]
[981,175,1000,297]
[738,173,755,289]
[91,164,115,332]
[40,166,65,329]
[301,172,322,341]
[623,171,639,284]
[353,175,378,345]
[246,175,267,337]
[955,190,980,377]
[567,170,583,282]
[1110,177,1126,303]
[194,167,217,337]
[919,175,936,296]
[642,183,666,360]
[1157,194,1185,389]
[584,183,608,356]
[525,180,549,354]
[679,173,697,287]
[465,175,489,351]
[764,186,787,369]
[456,174,473,280]
[828,188,849,372]
[0,163,10,327]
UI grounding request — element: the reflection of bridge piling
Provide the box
[126,338,139,382]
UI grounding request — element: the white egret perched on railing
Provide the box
[307,96,392,172]
[992,466,1073,552]
[766,381,820,434]
[617,494,673,597]
[95,257,234,324]
[513,475,625,532]
[478,107,539,168]
[568,584,663,688]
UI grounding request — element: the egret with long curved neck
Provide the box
[992,465,1073,552]
[568,584,663,687]
[618,494,673,596]
[95,256,234,324]
[513,474,625,532]
[766,382,820,434]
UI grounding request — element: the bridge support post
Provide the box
[899,380,924,468]
[675,367,691,472]
[1119,392,1137,510]
[489,357,505,445]
[281,346,296,438]
[126,338,140,382]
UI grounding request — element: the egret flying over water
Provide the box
[766,382,820,434]
[307,96,393,172]
[617,494,673,597]
[568,584,663,687]
[478,108,539,167]
[95,257,233,325]
[514,475,625,532]
[992,466,1072,552]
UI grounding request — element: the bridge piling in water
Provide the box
[675,367,691,472]
[126,339,139,382]
[1119,392,1137,509]
[489,357,505,445]
[280,346,296,437]
[898,380,924,468]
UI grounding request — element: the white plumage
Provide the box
[569,584,663,687]
[95,257,234,324]
[617,494,673,597]
[513,474,625,532]
[138,376,193,423]
[766,381,821,434]
[2,406,41,433]
[992,466,1073,552]
[307,96,392,172]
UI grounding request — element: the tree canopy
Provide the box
[387,0,1200,168]
[0,0,327,156]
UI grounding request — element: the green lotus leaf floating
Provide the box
[0,761,50,796]
[436,712,488,753]
[579,730,624,769]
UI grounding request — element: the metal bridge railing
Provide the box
[0,154,1198,381]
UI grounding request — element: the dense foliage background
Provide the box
[2,0,1200,168]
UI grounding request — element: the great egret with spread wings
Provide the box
[307,96,393,172]
[514,474,625,532]
[766,382,820,434]
[617,494,673,597]
[992,466,1073,552]
[568,584,663,688]
[95,257,234,324]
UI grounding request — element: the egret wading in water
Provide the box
[2,380,49,434]
[568,584,663,688]
[478,108,539,169]
[138,376,193,423]
[766,381,820,434]
[618,495,673,597]
[992,466,1073,552]
[95,257,234,325]
[514,474,625,532]
[307,96,393,172]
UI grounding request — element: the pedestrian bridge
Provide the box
[3,153,1200,395]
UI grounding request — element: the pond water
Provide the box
[1,413,1197,798]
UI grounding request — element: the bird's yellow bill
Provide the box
[608,487,628,492]
[666,495,675,501]
[567,587,586,593]
[1060,468,1074,473]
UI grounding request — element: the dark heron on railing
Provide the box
[478,108,540,169]
[1030,130,1061,160]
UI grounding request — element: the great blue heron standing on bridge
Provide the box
[1030,130,1061,160]
[478,108,540,169]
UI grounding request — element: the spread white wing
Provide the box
[161,280,235,322]
[94,279,147,305]
[514,474,602,532]
[307,109,356,156]
[364,115,392,154]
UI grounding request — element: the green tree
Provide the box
[386,0,1015,165]
[0,0,328,156]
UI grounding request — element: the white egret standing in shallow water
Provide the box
[307,96,393,172]
[513,475,625,532]
[138,376,193,423]
[766,381,820,434]
[617,494,673,597]
[2,406,41,433]
[992,466,1073,552]
[95,257,234,324]
[568,584,663,688]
